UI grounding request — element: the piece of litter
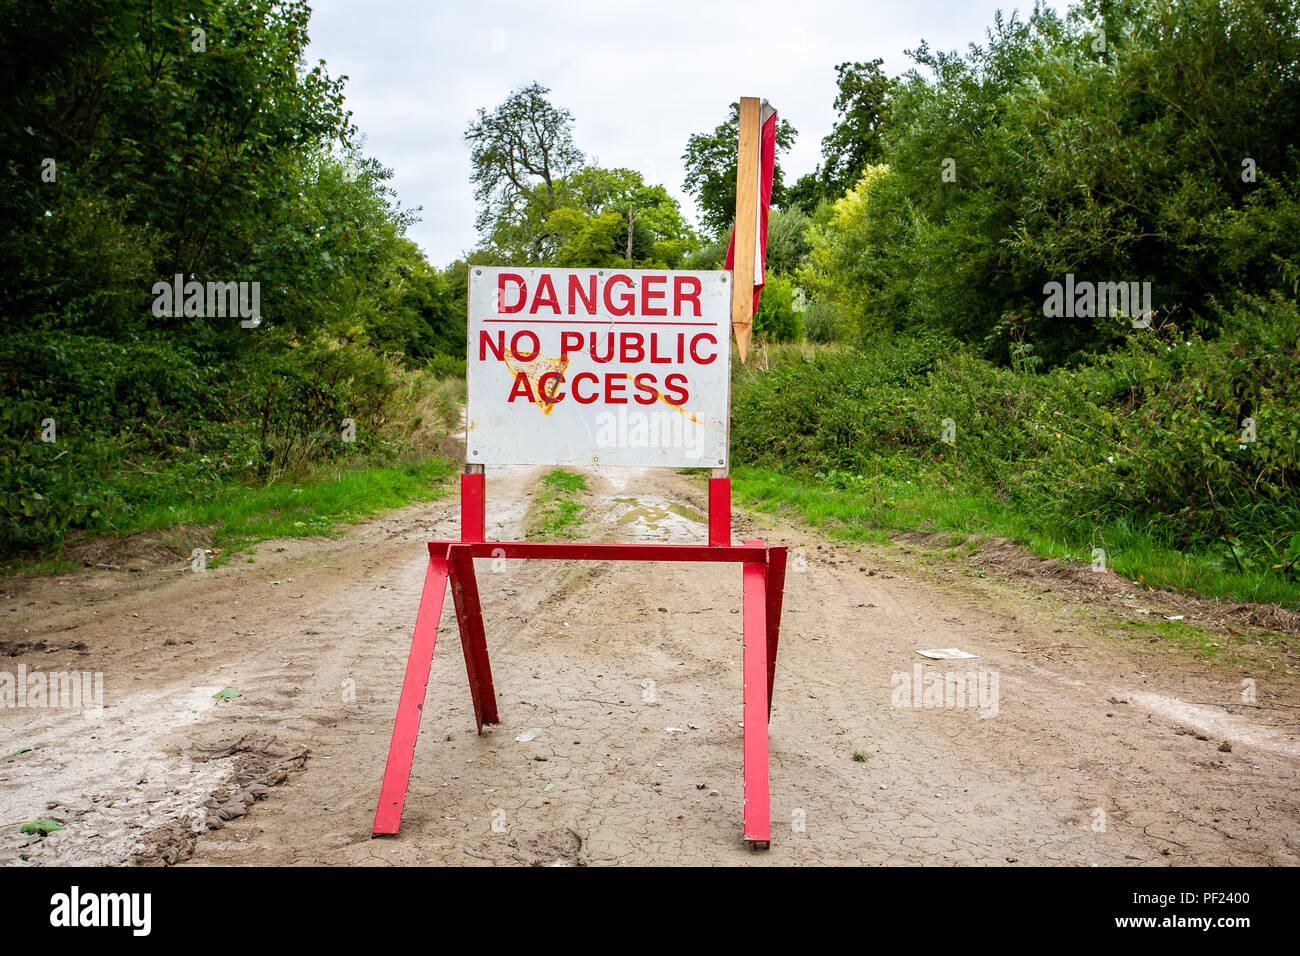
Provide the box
[1164,614,1184,621]
[917,648,977,660]
[666,727,686,734]
[515,729,540,743]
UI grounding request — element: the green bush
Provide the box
[797,0,1300,365]
[423,352,467,380]
[753,274,803,343]
[0,327,448,553]
[802,301,847,344]
[731,296,1300,580]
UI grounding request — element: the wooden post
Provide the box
[731,96,760,366]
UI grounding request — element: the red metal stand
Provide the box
[372,472,787,847]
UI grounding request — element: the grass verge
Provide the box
[730,465,1300,609]
[6,456,457,573]
[525,469,589,541]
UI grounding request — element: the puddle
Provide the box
[610,497,705,542]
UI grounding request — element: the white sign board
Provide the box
[466,266,732,468]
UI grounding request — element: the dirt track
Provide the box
[2,465,1298,866]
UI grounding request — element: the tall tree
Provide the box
[464,83,584,259]
[803,0,1300,364]
[681,102,797,237]
[788,60,894,212]
[820,60,893,198]
[0,0,356,340]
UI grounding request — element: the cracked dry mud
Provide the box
[2,465,1297,866]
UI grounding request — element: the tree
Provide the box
[484,165,695,267]
[681,102,797,237]
[0,0,356,341]
[361,243,465,363]
[784,171,825,216]
[752,274,802,342]
[549,167,694,267]
[820,60,893,199]
[786,60,894,212]
[801,0,1300,364]
[464,83,584,259]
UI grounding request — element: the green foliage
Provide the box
[542,167,695,268]
[753,275,803,343]
[0,0,362,340]
[465,86,695,266]
[354,244,467,365]
[731,331,956,474]
[788,60,894,211]
[730,0,1300,607]
[0,325,465,553]
[465,82,584,254]
[731,296,1300,602]
[681,102,798,237]
[799,163,896,340]
[763,207,811,276]
[684,235,729,271]
[802,302,847,344]
[422,352,467,379]
[803,0,1300,365]
[0,1,470,556]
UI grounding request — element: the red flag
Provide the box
[724,100,777,313]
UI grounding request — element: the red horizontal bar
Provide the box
[429,540,767,562]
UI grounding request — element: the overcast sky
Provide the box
[305,0,1071,267]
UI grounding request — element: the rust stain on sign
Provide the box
[598,372,707,426]
[655,389,703,425]
[503,351,569,416]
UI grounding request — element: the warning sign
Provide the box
[466,266,732,467]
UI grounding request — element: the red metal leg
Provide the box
[447,544,499,732]
[373,547,453,835]
[461,472,485,542]
[764,546,787,717]
[376,528,789,846]
[741,539,770,846]
[708,477,731,547]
